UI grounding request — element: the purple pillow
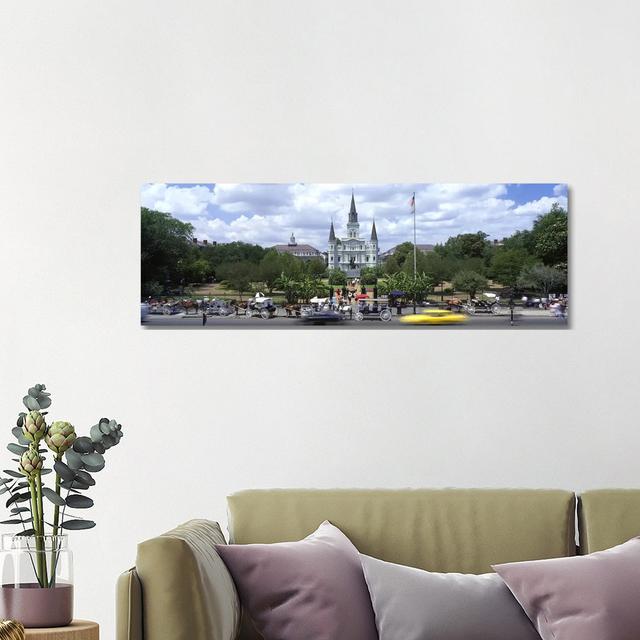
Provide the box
[494,537,640,640]
[215,521,378,640]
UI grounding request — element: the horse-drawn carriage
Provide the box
[148,301,182,315]
[242,293,278,319]
[354,298,393,322]
[205,299,234,316]
[463,293,502,315]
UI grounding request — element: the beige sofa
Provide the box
[116,488,640,640]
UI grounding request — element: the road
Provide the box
[142,312,568,330]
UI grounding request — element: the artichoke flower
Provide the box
[22,410,46,443]
[45,421,76,455]
[19,448,43,479]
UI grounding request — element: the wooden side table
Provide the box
[24,620,98,640]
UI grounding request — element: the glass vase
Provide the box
[0,534,73,627]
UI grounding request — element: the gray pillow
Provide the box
[360,554,540,640]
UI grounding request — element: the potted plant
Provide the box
[0,384,124,627]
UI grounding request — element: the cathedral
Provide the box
[327,191,379,277]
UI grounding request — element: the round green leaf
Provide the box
[89,424,102,443]
[7,444,28,456]
[74,470,95,486]
[42,487,66,507]
[66,495,93,509]
[82,463,105,473]
[65,450,83,471]
[72,437,94,455]
[81,453,104,467]
[60,519,96,530]
[54,460,75,481]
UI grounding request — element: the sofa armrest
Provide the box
[116,568,143,640]
[134,519,240,640]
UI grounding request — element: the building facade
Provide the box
[327,192,378,277]
[273,234,323,261]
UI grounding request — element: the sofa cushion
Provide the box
[228,489,576,574]
[136,519,240,640]
[494,537,640,640]
[578,489,640,553]
[216,521,378,640]
[361,554,540,640]
[116,568,142,640]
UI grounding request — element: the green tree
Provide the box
[518,264,567,296]
[304,258,327,278]
[501,229,534,254]
[359,267,379,285]
[436,232,490,260]
[275,272,298,304]
[383,255,401,274]
[452,270,488,300]
[258,250,284,293]
[297,276,327,302]
[328,269,347,286]
[405,272,434,303]
[279,253,303,279]
[201,241,267,278]
[217,261,255,300]
[490,248,531,289]
[530,203,568,267]
[141,208,194,292]
[390,242,416,269]
[379,272,411,296]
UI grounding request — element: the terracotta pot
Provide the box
[0,583,73,627]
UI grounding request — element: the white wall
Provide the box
[1,0,639,636]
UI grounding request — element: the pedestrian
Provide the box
[202,311,207,326]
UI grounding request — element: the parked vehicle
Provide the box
[140,303,150,322]
[354,298,392,322]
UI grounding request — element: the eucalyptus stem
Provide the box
[49,455,63,586]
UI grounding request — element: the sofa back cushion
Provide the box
[136,519,240,640]
[578,489,640,553]
[228,489,576,573]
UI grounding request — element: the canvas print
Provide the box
[141,183,568,329]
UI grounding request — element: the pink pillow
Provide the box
[215,521,378,640]
[493,537,640,640]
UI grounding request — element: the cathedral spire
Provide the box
[329,220,336,242]
[370,219,378,242]
[349,189,358,223]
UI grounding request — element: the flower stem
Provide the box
[29,479,44,587]
[35,474,48,586]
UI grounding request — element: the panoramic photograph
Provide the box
[141,183,568,330]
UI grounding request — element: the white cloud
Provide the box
[141,183,214,217]
[142,183,567,251]
[513,195,568,217]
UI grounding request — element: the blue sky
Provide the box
[140,183,568,252]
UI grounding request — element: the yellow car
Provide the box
[400,308,467,325]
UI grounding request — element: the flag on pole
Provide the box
[408,194,415,211]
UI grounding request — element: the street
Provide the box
[142,311,568,330]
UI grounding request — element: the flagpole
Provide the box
[412,191,417,280]
[412,191,417,314]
